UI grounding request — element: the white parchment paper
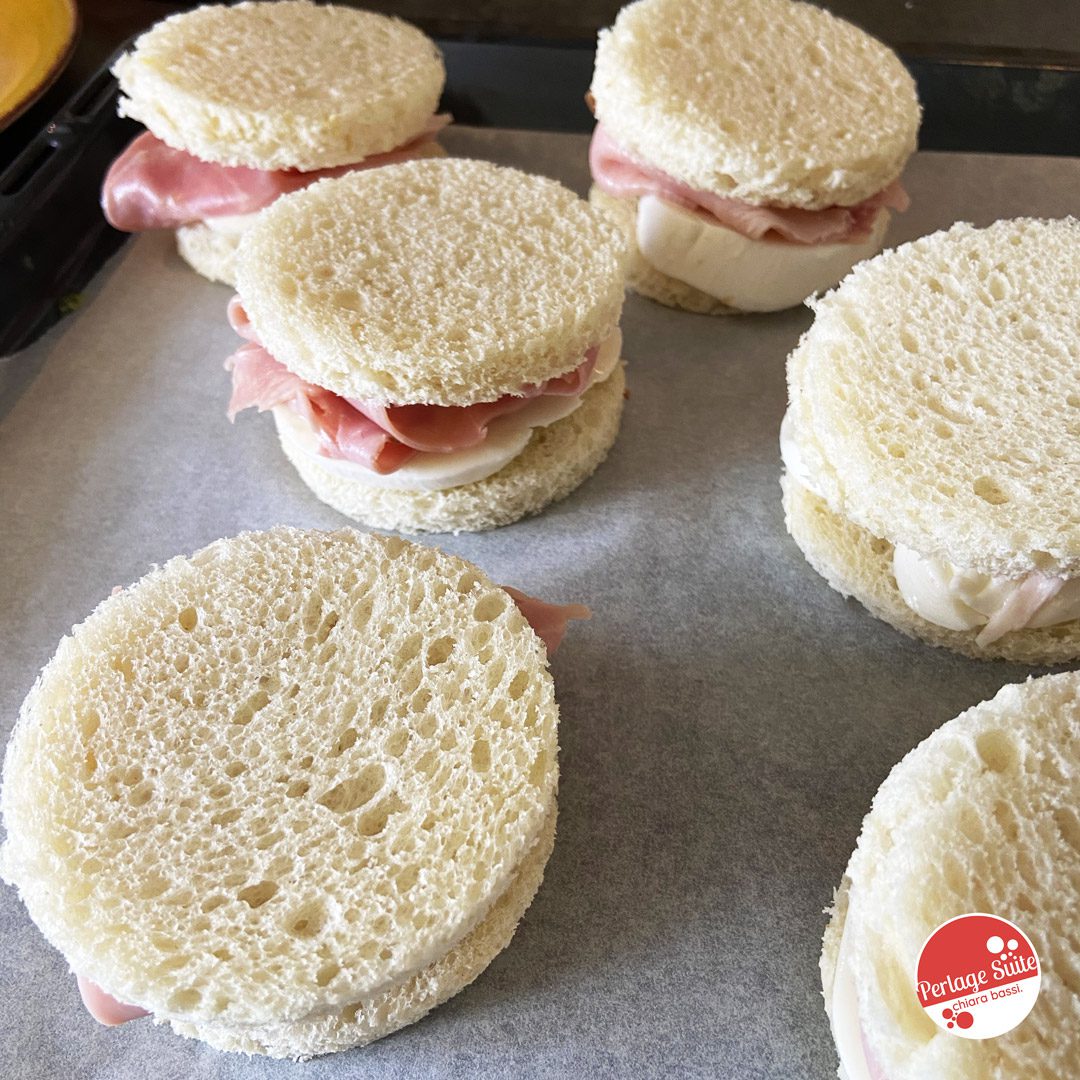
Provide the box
[2,128,1078,1079]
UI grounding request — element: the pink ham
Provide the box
[102,115,451,231]
[351,348,599,453]
[975,574,1066,647]
[225,343,418,474]
[76,975,149,1027]
[503,587,590,654]
[588,124,909,245]
[226,300,600,472]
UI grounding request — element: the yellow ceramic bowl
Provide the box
[0,0,78,130]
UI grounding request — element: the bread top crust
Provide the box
[786,217,1080,578]
[236,158,629,407]
[833,673,1080,1078]
[0,528,559,1027]
[113,1,445,170]
[590,0,920,209]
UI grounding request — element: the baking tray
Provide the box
[2,127,1078,1080]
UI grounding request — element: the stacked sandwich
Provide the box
[822,672,1080,1079]
[101,1,447,284]
[225,157,629,533]
[782,217,1080,662]
[588,0,920,313]
[0,528,585,1058]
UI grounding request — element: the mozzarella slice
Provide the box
[202,211,260,235]
[635,195,890,312]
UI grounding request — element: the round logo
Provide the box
[916,913,1040,1039]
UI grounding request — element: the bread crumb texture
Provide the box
[590,0,920,208]
[0,528,558,1028]
[782,474,1080,664]
[787,218,1080,578]
[236,158,629,407]
[113,1,445,170]
[821,672,1080,1079]
[279,363,626,533]
[170,808,556,1058]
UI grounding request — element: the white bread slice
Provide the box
[171,806,555,1058]
[591,0,920,210]
[787,217,1080,580]
[782,473,1080,664]
[278,363,626,534]
[235,158,629,407]
[113,2,444,170]
[589,187,737,315]
[0,528,559,1029]
[176,224,241,286]
[821,672,1080,1079]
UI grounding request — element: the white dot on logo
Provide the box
[986,935,1005,953]
[1007,938,1019,951]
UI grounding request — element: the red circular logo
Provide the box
[916,913,1040,1039]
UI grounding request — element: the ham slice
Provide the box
[102,115,451,232]
[226,300,599,473]
[589,125,909,245]
[975,574,1066,647]
[504,587,590,654]
[76,975,149,1026]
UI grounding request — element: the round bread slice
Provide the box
[591,0,920,210]
[176,224,241,286]
[112,1,444,171]
[0,528,559,1030]
[589,187,738,315]
[821,672,1080,1079]
[235,157,629,407]
[782,474,1080,664]
[277,364,625,534]
[787,217,1080,580]
[171,806,556,1058]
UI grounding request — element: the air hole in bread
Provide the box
[317,764,385,813]
[111,656,134,683]
[172,653,189,673]
[285,900,326,939]
[316,961,340,987]
[106,821,137,841]
[457,571,481,594]
[976,729,1018,773]
[201,895,227,913]
[224,761,246,778]
[508,671,529,701]
[314,611,339,645]
[426,636,454,666]
[211,808,243,827]
[237,880,279,909]
[79,709,100,741]
[384,729,409,758]
[358,794,404,837]
[129,783,154,807]
[333,728,358,756]
[1053,807,1080,854]
[471,738,491,772]
[232,689,271,726]
[973,477,1009,505]
[473,593,508,622]
[49,833,75,857]
[169,988,201,1012]
[255,830,285,851]
[177,607,198,632]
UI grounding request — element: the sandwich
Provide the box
[225,157,629,534]
[101,1,448,285]
[821,671,1079,1079]
[0,526,587,1058]
[782,217,1080,663]
[587,0,920,314]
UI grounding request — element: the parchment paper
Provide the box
[2,128,1079,1080]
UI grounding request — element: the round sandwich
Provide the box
[782,217,1080,663]
[0,527,588,1058]
[588,0,920,314]
[225,157,629,534]
[822,672,1079,1079]
[101,1,448,285]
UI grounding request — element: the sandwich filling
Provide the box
[102,115,450,233]
[780,415,1080,645]
[828,921,888,1080]
[225,297,622,490]
[590,125,908,308]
